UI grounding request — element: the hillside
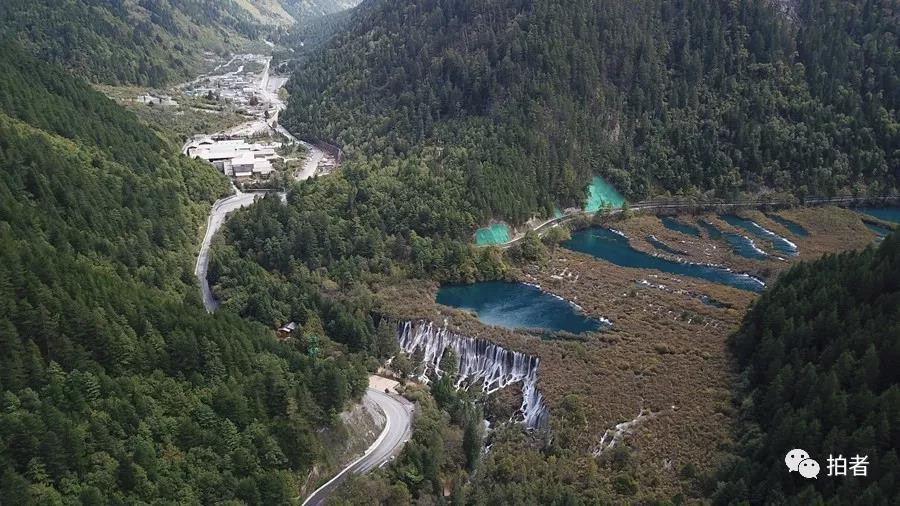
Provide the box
[0,0,270,86]
[234,0,361,25]
[285,0,362,19]
[282,0,899,224]
[0,46,367,503]
[715,232,900,504]
[234,0,297,25]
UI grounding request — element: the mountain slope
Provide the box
[234,0,297,26]
[285,0,361,18]
[0,46,367,503]
[0,0,267,86]
[282,0,899,224]
[716,232,900,504]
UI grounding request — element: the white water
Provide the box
[593,408,657,457]
[397,320,549,429]
[749,221,799,254]
[744,235,769,257]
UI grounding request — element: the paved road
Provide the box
[302,389,414,506]
[195,191,261,312]
[295,142,324,181]
[190,56,326,312]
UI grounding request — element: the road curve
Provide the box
[302,388,414,506]
[195,191,260,312]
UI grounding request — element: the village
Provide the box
[128,52,339,186]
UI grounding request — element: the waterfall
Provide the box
[397,320,550,429]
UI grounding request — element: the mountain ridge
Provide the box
[0,0,361,86]
[281,0,899,225]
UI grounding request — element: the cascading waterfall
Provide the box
[397,320,550,429]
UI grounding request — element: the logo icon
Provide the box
[798,458,821,479]
[785,449,809,472]
[785,449,820,479]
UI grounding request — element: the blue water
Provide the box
[856,207,900,224]
[864,222,891,238]
[584,176,625,213]
[722,232,769,260]
[699,220,723,240]
[647,235,685,256]
[436,282,606,334]
[722,215,798,257]
[475,223,511,246]
[766,214,809,237]
[662,217,701,238]
[700,296,730,308]
[564,228,765,292]
[697,219,768,259]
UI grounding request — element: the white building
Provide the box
[187,138,280,179]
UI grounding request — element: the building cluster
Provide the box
[136,94,177,107]
[185,54,270,114]
[187,138,280,180]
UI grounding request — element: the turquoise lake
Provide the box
[647,235,686,256]
[856,207,900,224]
[766,214,809,237]
[698,220,723,240]
[699,219,768,259]
[564,227,765,293]
[474,223,511,246]
[436,282,606,334]
[662,217,702,238]
[584,176,625,213]
[722,215,798,256]
[864,222,892,238]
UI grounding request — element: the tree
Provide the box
[462,415,482,471]
[392,353,414,380]
[518,230,546,262]
[542,225,571,246]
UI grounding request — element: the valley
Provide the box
[178,48,417,503]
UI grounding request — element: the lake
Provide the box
[564,227,765,293]
[700,219,768,260]
[475,223,511,246]
[584,176,625,213]
[766,214,809,237]
[436,281,607,334]
[856,207,900,224]
[662,217,702,238]
[722,215,798,257]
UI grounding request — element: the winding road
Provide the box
[195,190,261,312]
[192,54,326,311]
[302,388,414,506]
[188,54,412,505]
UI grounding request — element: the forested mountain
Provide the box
[0,0,269,86]
[209,159,507,333]
[234,0,361,26]
[0,46,367,503]
[283,0,361,19]
[715,233,900,504]
[282,0,900,224]
[232,0,297,26]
